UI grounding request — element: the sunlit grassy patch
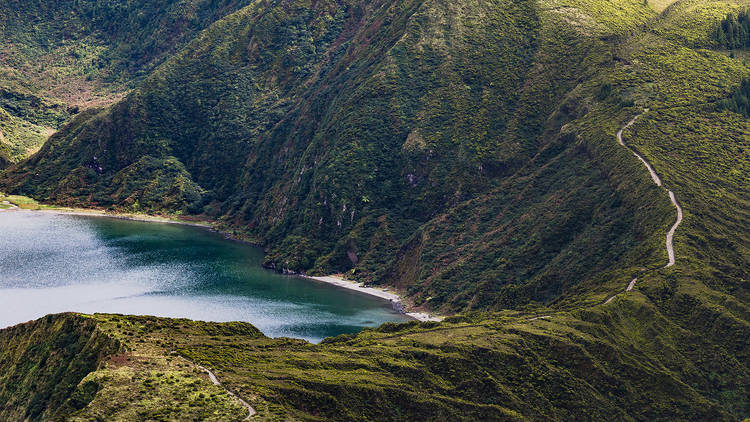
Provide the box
[0,193,39,209]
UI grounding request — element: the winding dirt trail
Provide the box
[665,190,683,267]
[176,354,256,420]
[606,110,683,303]
[196,363,256,420]
[617,112,662,186]
[528,315,551,321]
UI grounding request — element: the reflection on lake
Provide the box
[0,211,409,342]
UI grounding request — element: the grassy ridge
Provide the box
[0,314,121,421]
[0,0,748,418]
[0,314,250,421]
[3,306,745,420]
[583,0,750,302]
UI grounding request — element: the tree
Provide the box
[714,10,750,49]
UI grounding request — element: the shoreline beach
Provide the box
[301,275,442,322]
[2,204,441,322]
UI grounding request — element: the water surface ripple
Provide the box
[0,211,409,342]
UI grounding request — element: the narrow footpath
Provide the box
[606,110,684,303]
[176,354,256,420]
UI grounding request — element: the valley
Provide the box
[0,0,748,420]
[0,209,409,342]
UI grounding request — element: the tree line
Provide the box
[714,10,750,49]
[719,78,750,117]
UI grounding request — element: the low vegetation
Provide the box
[1,0,665,314]
[0,0,257,164]
[718,77,750,116]
[0,314,121,421]
[0,0,748,419]
[0,192,39,209]
[2,306,747,420]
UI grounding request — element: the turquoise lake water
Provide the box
[0,211,409,342]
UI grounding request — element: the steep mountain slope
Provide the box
[0,0,749,419]
[0,314,251,422]
[2,0,670,313]
[0,105,52,164]
[0,0,256,165]
[0,314,121,421]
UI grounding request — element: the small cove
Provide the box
[0,211,410,342]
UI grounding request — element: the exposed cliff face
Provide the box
[0,314,120,421]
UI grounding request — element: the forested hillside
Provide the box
[2,0,668,313]
[0,0,748,419]
[0,0,255,165]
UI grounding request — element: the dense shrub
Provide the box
[718,77,750,116]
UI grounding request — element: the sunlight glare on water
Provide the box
[0,211,409,342]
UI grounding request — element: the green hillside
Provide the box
[0,0,256,165]
[0,0,748,419]
[0,314,121,421]
[1,310,746,420]
[2,0,670,313]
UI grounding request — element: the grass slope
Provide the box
[0,314,121,421]
[1,306,747,420]
[0,0,748,419]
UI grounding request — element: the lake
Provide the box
[0,211,410,342]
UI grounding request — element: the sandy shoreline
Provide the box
[4,206,442,322]
[35,207,213,228]
[301,275,442,322]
